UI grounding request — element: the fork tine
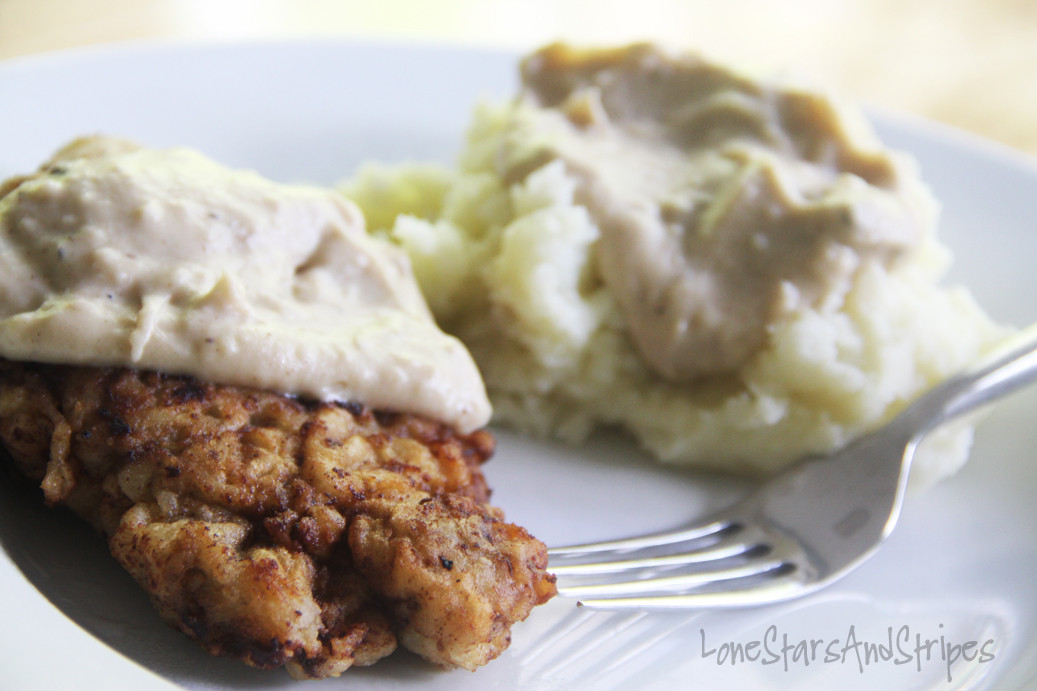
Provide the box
[548,516,736,560]
[550,522,765,575]
[551,519,814,607]
[572,566,813,609]
[555,553,790,599]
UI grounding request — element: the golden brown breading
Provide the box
[0,359,555,677]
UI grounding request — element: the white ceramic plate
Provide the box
[2,40,1036,691]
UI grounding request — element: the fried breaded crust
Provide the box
[0,359,555,677]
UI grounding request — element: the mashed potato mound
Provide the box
[340,45,1006,488]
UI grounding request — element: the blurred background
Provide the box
[1,0,1036,158]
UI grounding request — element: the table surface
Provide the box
[2,0,1036,159]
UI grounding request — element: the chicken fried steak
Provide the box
[0,358,556,677]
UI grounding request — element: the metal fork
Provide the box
[548,322,1037,609]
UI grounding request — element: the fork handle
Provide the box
[904,322,1037,437]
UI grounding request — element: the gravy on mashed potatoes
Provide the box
[342,43,1006,485]
[512,44,933,381]
[0,136,491,433]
